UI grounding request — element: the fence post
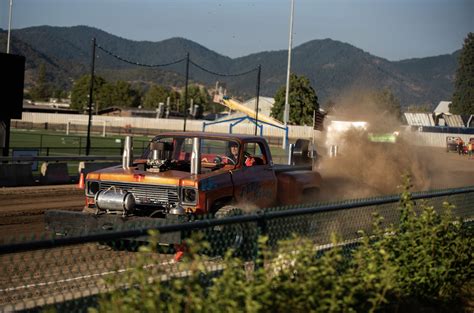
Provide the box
[255,211,268,269]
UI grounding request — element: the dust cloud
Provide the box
[320,132,432,199]
[317,89,433,200]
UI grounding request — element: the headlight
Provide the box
[86,181,100,196]
[182,188,197,204]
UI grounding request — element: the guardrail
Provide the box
[0,156,122,162]
[0,186,473,311]
[0,155,123,187]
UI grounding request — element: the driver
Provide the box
[227,141,239,163]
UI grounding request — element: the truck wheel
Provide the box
[211,205,258,260]
[213,205,244,254]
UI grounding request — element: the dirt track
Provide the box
[0,185,84,241]
[0,146,473,241]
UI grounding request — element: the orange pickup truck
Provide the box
[46,132,321,245]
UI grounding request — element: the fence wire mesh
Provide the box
[0,186,473,312]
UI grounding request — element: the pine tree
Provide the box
[450,33,474,115]
[70,75,106,112]
[30,64,52,101]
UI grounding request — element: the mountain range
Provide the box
[0,25,461,108]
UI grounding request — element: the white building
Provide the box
[242,97,275,117]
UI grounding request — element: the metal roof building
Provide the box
[404,113,435,126]
[434,101,452,115]
[444,114,465,127]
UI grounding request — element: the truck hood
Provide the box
[86,166,228,188]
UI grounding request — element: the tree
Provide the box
[98,81,141,109]
[70,75,106,112]
[450,33,474,115]
[52,89,68,102]
[372,88,402,120]
[143,85,176,109]
[30,64,52,101]
[271,74,319,125]
[184,85,210,117]
[406,103,432,113]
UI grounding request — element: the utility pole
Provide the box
[183,52,190,132]
[254,65,261,136]
[6,0,13,53]
[86,37,96,156]
[283,0,295,148]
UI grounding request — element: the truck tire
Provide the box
[213,206,244,253]
[211,205,258,260]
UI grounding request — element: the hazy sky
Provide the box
[0,0,472,60]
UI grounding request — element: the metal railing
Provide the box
[0,186,473,312]
[0,155,122,163]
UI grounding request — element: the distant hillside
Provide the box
[0,30,76,89]
[6,25,460,108]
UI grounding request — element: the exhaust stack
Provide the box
[288,143,295,165]
[122,136,134,169]
[191,137,201,175]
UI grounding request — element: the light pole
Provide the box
[86,38,96,156]
[254,65,261,136]
[183,52,189,132]
[283,0,295,148]
[6,0,13,53]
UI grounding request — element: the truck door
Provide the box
[232,141,277,208]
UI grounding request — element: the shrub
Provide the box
[91,179,473,312]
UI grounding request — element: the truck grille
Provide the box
[99,182,179,206]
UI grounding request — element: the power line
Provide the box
[189,59,258,77]
[96,44,186,67]
[95,44,258,77]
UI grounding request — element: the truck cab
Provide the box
[84,132,282,218]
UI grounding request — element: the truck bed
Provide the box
[273,164,313,173]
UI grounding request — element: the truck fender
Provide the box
[209,196,234,214]
[276,170,322,205]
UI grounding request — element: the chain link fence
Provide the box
[0,186,473,312]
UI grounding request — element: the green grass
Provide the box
[11,128,288,158]
[10,129,151,156]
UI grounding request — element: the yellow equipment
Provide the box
[220,98,283,126]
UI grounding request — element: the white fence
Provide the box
[407,131,473,148]
[16,112,318,140]
[15,112,471,148]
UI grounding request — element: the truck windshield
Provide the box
[143,137,240,163]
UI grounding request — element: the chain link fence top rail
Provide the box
[0,186,473,312]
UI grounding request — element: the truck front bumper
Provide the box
[45,210,184,244]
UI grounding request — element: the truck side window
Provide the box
[243,142,267,166]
